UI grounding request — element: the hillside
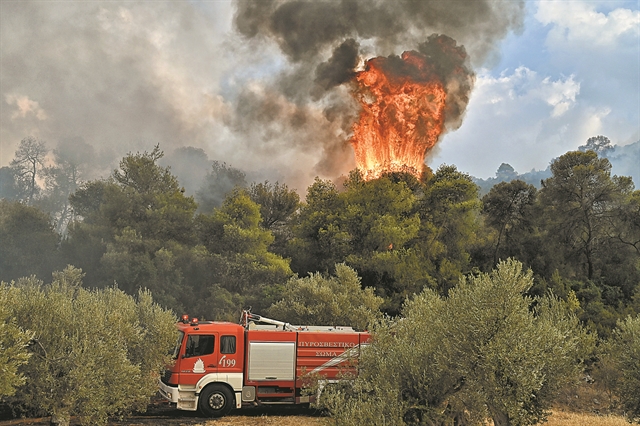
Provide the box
[473,139,640,195]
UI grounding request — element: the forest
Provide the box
[0,136,639,425]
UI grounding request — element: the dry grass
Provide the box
[544,380,628,426]
[545,410,628,426]
[192,411,631,426]
[197,408,631,426]
[196,415,327,426]
[0,411,631,426]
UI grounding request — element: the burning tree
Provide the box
[350,35,474,181]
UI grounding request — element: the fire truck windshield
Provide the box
[171,331,184,360]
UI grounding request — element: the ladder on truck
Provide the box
[240,310,356,332]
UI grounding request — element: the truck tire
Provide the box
[199,384,234,417]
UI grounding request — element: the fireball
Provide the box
[350,51,446,180]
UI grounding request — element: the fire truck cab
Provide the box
[158,312,370,417]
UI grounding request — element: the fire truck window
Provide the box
[220,336,236,354]
[172,331,185,359]
[184,335,215,358]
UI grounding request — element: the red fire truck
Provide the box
[158,311,371,417]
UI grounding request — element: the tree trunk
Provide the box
[50,409,70,426]
[488,406,511,426]
[453,411,469,425]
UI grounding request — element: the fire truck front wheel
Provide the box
[199,384,234,417]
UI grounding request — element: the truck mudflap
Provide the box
[296,395,317,404]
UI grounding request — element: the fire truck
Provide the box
[158,311,371,417]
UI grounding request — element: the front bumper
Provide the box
[158,379,198,411]
[158,380,179,403]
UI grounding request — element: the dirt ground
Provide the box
[106,403,330,426]
[0,382,628,426]
[0,407,630,426]
[0,400,328,426]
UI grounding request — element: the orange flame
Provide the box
[350,51,447,180]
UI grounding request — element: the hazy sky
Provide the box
[1,0,638,191]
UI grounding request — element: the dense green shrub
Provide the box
[610,314,640,423]
[268,263,383,331]
[320,259,594,426]
[0,289,32,397]
[2,266,177,426]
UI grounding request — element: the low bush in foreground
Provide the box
[1,266,177,426]
[320,259,595,426]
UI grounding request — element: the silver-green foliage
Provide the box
[0,289,32,397]
[268,263,383,331]
[3,266,177,425]
[321,259,593,426]
[611,314,640,423]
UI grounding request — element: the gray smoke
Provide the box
[417,34,475,132]
[234,0,525,65]
[1,0,524,194]
[1,1,233,181]
[232,0,526,179]
[314,39,360,93]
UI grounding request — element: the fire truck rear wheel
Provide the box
[199,384,234,417]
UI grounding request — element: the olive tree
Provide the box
[0,289,32,397]
[4,266,177,426]
[610,314,640,423]
[321,259,593,426]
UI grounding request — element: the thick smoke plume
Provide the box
[233,0,525,181]
[1,1,524,193]
[235,0,525,65]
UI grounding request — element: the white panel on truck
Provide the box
[248,341,295,381]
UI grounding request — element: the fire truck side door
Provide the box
[179,332,219,386]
